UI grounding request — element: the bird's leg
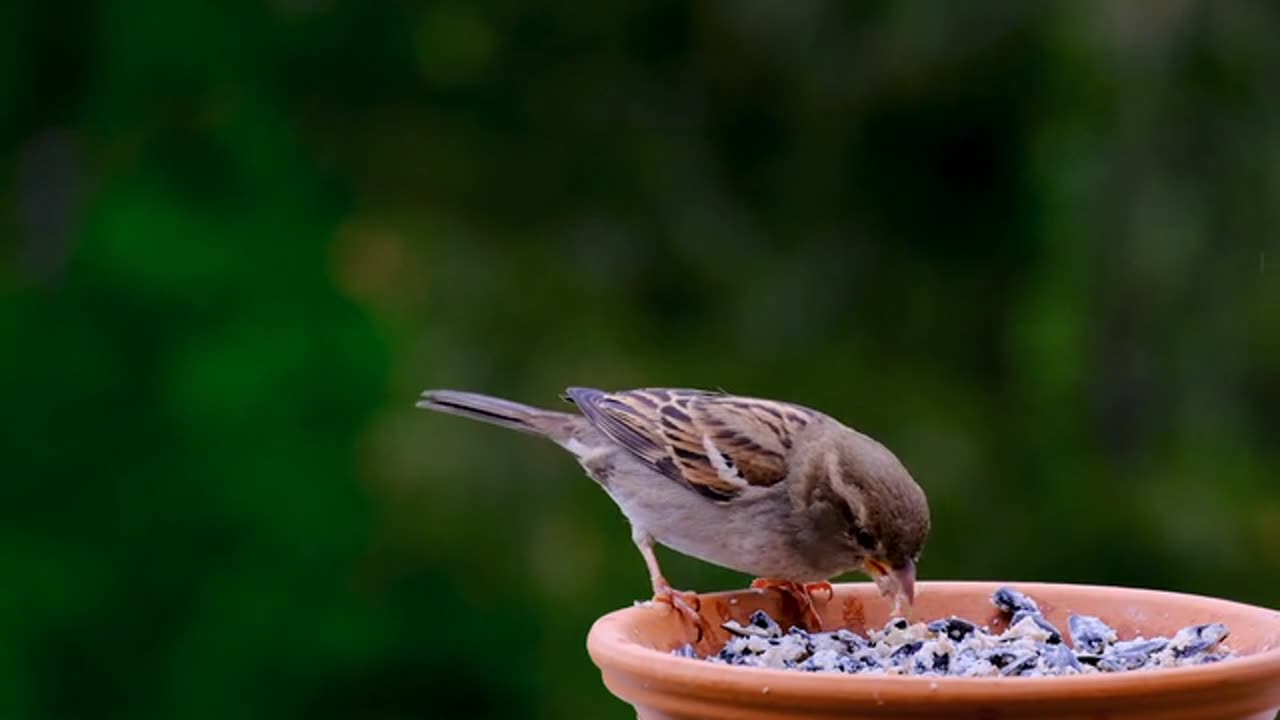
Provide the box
[750,578,829,630]
[634,530,704,638]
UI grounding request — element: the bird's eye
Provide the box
[838,501,878,550]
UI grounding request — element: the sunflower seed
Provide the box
[685,587,1235,677]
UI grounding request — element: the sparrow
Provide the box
[416,387,929,628]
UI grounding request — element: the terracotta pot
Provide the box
[587,581,1280,719]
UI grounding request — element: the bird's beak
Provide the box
[893,561,916,609]
[864,558,916,614]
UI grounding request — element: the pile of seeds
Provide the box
[674,586,1232,677]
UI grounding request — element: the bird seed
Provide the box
[677,586,1233,677]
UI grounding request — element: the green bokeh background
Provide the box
[3,2,1279,718]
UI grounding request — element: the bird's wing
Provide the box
[565,387,814,501]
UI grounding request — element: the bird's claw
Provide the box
[751,578,830,630]
[652,579,706,641]
[804,580,834,602]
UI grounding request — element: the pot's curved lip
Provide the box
[587,581,1280,705]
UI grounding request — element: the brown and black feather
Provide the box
[566,386,814,502]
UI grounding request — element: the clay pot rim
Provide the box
[587,581,1280,704]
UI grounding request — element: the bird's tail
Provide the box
[416,389,574,439]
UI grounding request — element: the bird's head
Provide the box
[823,429,930,614]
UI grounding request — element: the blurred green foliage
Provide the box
[3,1,1279,718]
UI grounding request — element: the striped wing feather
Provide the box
[566,387,814,501]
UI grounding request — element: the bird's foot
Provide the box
[651,577,705,641]
[750,578,830,630]
[803,580,834,602]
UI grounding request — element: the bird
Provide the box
[416,387,929,630]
